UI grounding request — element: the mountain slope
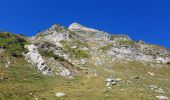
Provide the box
[0,23,170,100]
[27,23,170,76]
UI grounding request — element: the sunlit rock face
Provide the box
[25,44,52,75]
[69,22,99,32]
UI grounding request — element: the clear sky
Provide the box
[0,0,170,48]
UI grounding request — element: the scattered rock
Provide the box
[7,61,10,65]
[35,97,38,100]
[59,67,71,77]
[111,81,116,85]
[55,92,66,97]
[148,72,155,76]
[106,78,115,82]
[150,85,165,93]
[5,64,8,67]
[106,82,110,87]
[155,88,165,93]
[106,77,119,87]
[150,85,158,89]
[107,87,112,89]
[156,96,168,100]
[116,78,122,82]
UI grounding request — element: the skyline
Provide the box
[0,0,170,48]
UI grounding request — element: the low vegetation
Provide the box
[38,49,65,61]
[118,40,134,45]
[100,44,112,51]
[67,47,89,59]
[0,32,28,57]
[0,53,169,100]
[36,33,53,37]
[61,40,89,59]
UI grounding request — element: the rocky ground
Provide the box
[0,23,170,100]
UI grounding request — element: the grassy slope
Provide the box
[0,32,28,57]
[0,51,170,100]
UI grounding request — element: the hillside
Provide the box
[0,23,170,100]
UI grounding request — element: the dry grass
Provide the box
[0,52,169,100]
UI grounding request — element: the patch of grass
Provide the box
[67,47,89,59]
[118,40,134,45]
[100,44,112,51]
[0,54,54,100]
[0,52,170,100]
[60,40,89,59]
[61,39,88,48]
[74,49,89,59]
[0,32,29,57]
[38,49,65,61]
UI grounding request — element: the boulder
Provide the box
[156,96,168,100]
[55,92,66,97]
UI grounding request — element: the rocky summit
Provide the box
[0,23,170,100]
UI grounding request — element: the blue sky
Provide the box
[0,0,170,48]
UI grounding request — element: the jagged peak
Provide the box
[68,22,99,32]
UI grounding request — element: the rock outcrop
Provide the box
[27,22,170,77]
[107,41,170,63]
[25,44,52,75]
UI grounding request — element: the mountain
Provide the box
[0,23,169,100]
[27,22,170,76]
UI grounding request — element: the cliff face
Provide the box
[24,22,170,76]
